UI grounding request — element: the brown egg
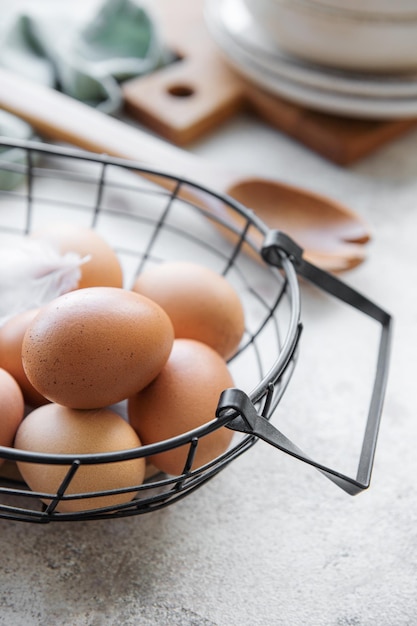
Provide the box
[22,287,174,409]
[0,368,25,465]
[131,261,245,360]
[128,338,234,476]
[15,403,146,512]
[0,308,48,407]
[31,222,123,289]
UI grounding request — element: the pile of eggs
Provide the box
[0,223,245,512]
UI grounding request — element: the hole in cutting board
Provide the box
[167,84,195,98]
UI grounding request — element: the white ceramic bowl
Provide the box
[243,0,417,72]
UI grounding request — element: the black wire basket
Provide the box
[0,139,392,523]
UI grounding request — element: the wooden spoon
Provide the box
[0,68,369,271]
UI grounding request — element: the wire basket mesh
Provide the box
[0,139,391,523]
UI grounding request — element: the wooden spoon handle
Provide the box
[0,68,223,188]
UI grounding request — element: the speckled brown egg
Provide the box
[0,368,25,464]
[30,222,123,289]
[14,403,146,512]
[128,338,234,476]
[0,308,48,407]
[22,287,174,409]
[131,261,245,360]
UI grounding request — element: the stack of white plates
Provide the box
[204,0,417,118]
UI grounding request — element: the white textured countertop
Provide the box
[1,2,416,625]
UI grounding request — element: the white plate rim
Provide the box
[205,1,417,118]
[205,0,417,100]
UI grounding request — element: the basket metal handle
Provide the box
[216,230,393,496]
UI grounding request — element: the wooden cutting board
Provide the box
[122,0,417,165]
